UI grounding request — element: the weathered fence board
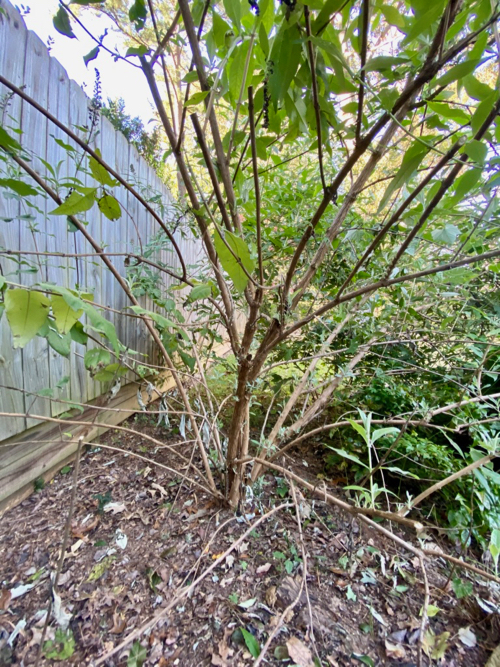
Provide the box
[0,0,202,488]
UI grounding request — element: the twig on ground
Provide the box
[93,502,292,665]
[417,555,430,667]
[289,479,319,663]
[252,496,305,667]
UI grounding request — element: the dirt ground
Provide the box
[1,413,499,666]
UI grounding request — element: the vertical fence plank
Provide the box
[0,0,27,434]
[0,0,189,443]
[67,79,90,408]
[46,55,71,416]
[20,29,51,426]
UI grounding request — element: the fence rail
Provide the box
[0,0,199,446]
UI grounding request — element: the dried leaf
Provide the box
[109,612,127,634]
[238,597,256,609]
[52,590,71,630]
[458,626,476,648]
[256,562,272,574]
[10,583,35,599]
[104,501,127,514]
[286,637,314,667]
[384,639,406,659]
[71,516,99,538]
[0,588,12,611]
[151,482,168,497]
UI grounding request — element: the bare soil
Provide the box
[0,412,499,666]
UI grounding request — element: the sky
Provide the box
[23,0,155,124]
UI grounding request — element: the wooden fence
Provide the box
[0,0,202,509]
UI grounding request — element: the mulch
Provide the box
[0,412,499,666]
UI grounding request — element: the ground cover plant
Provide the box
[1,0,500,663]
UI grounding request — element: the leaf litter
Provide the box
[0,412,498,666]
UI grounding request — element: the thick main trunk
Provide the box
[226,366,251,508]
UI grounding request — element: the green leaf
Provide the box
[47,328,71,357]
[0,178,38,196]
[313,0,346,32]
[98,195,122,220]
[84,348,111,370]
[431,223,460,244]
[0,126,22,152]
[49,287,119,353]
[347,419,368,441]
[71,0,106,4]
[444,268,477,285]
[268,26,302,104]
[351,654,374,667]
[378,143,427,211]
[129,0,147,30]
[70,321,88,345]
[489,528,500,569]
[223,0,241,28]
[463,75,493,101]
[182,70,199,84]
[471,92,496,134]
[127,641,147,667]
[463,140,488,164]
[43,629,75,661]
[50,190,96,216]
[89,148,118,186]
[94,363,127,382]
[240,628,260,658]
[427,102,469,124]
[51,294,83,334]
[5,289,50,348]
[179,350,196,372]
[371,427,399,443]
[53,6,75,38]
[213,229,255,293]
[329,447,368,469]
[453,168,482,200]
[184,90,210,107]
[380,4,405,27]
[126,45,150,57]
[403,3,444,43]
[452,578,473,599]
[83,46,99,66]
[187,284,211,302]
[364,56,408,72]
[229,39,252,102]
[436,60,479,88]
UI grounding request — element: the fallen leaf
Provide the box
[103,502,126,514]
[238,597,256,609]
[286,637,314,667]
[256,563,272,574]
[384,639,406,659]
[7,619,26,647]
[10,583,35,599]
[71,516,99,538]
[151,482,168,497]
[458,626,476,648]
[52,590,71,630]
[115,529,128,550]
[0,588,12,610]
[70,539,84,554]
[109,612,127,634]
